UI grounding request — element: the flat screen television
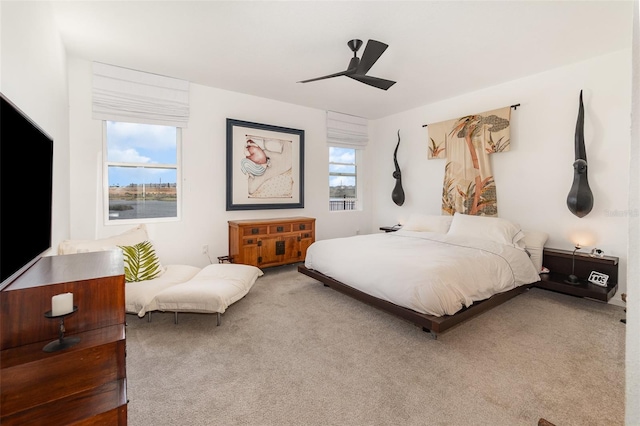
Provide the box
[0,92,54,290]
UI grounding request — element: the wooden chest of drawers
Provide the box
[228,217,315,268]
[0,251,127,425]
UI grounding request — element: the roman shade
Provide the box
[326,111,368,148]
[92,62,190,127]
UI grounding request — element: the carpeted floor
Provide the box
[125,264,625,426]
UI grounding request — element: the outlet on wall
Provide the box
[202,244,209,255]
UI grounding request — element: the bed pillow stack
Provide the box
[447,212,525,246]
[446,213,548,272]
[401,214,453,233]
[519,230,549,273]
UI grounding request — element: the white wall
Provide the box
[626,0,639,422]
[67,57,373,267]
[3,0,638,419]
[0,1,70,255]
[371,50,632,305]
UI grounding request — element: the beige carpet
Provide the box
[125,264,625,426]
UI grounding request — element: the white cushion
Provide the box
[520,230,549,273]
[58,225,149,255]
[154,264,264,314]
[447,212,525,246]
[401,214,453,233]
[126,264,201,317]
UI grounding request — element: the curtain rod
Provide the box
[421,103,521,128]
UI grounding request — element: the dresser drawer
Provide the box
[269,224,291,234]
[293,222,312,232]
[242,225,268,236]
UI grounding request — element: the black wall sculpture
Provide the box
[392,130,405,206]
[566,90,594,218]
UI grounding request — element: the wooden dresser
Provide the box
[0,251,127,425]
[228,217,315,268]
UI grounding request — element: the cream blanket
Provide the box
[304,230,539,317]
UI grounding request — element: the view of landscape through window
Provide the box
[329,146,357,211]
[106,121,179,221]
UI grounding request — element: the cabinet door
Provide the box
[241,237,260,267]
[258,235,299,266]
[298,225,314,259]
[299,235,314,260]
[281,235,300,263]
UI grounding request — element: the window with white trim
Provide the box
[104,121,181,223]
[329,146,359,211]
[326,111,367,212]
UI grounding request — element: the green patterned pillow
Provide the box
[118,241,164,282]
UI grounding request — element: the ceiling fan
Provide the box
[298,39,396,90]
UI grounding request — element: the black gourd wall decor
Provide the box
[566,90,594,218]
[392,130,405,206]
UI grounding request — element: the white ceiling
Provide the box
[51,1,633,119]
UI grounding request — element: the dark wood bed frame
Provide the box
[298,265,535,339]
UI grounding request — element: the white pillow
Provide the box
[447,213,525,246]
[401,214,453,233]
[520,230,549,273]
[118,240,165,282]
[58,224,149,255]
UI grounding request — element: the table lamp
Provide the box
[565,243,581,284]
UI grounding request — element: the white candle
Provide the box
[52,293,73,316]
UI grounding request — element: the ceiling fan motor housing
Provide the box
[348,39,363,53]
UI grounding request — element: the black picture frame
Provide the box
[226,118,304,211]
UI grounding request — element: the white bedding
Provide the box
[304,230,540,317]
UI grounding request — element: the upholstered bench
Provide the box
[153,263,263,325]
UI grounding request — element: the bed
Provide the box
[299,213,547,338]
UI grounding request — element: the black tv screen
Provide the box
[0,93,54,289]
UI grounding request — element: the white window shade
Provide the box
[92,62,190,128]
[327,111,368,148]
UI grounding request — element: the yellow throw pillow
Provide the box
[118,241,164,282]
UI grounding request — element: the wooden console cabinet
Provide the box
[536,248,619,302]
[228,217,315,268]
[0,251,127,425]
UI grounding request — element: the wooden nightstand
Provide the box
[535,248,619,302]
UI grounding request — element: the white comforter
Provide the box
[304,230,540,317]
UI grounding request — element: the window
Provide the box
[329,146,359,211]
[104,121,180,223]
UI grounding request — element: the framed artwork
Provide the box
[226,118,304,210]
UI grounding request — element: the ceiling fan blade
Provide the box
[297,69,353,84]
[356,39,389,75]
[347,74,396,90]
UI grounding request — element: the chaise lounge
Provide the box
[58,224,263,324]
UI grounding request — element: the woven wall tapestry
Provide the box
[427,106,511,216]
